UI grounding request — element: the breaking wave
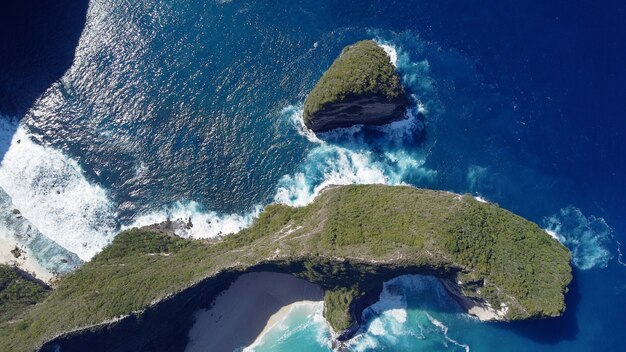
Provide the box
[274,105,434,207]
[127,42,437,238]
[348,275,469,351]
[124,200,262,239]
[543,206,615,270]
[0,118,117,260]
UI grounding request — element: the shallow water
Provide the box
[1,0,624,350]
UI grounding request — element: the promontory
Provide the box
[0,185,571,352]
[303,40,410,132]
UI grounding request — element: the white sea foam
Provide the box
[426,313,470,352]
[274,146,389,207]
[131,41,438,243]
[473,196,487,203]
[368,318,386,336]
[377,42,398,67]
[245,301,330,351]
[125,201,262,239]
[350,334,380,352]
[545,229,559,241]
[275,106,435,207]
[617,241,626,267]
[0,118,117,260]
[467,165,489,191]
[543,205,614,270]
[349,275,469,351]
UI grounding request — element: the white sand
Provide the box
[0,236,53,283]
[185,272,324,352]
[247,300,320,349]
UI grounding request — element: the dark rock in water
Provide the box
[12,208,22,218]
[11,246,23,259]
[303,40,409,132]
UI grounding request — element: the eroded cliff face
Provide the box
[5,185,571,352]
[39,260,458,352]
[303,40,409,132]
[304,95,408,132]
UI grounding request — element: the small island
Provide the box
[0,185,571,352]
[303,40,410,132]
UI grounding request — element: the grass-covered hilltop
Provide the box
[0,185,571,352]
[303,40,410,132]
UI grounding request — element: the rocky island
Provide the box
[0,185,571,352]
[303,40,410,132]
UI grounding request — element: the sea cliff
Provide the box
[303,40,409,132]
[0,185,572,351]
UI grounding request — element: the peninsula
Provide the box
[0,185,572,352]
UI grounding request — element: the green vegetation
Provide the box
[303,40,407,124]
[324,286,361,332]
[0,185,571,351]
[443,200,572,317]
[0,265,49,323]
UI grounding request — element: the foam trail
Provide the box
[0,118,117,260]
[543,206,614,270]
[426,313,470,352]
[617,241,626,267]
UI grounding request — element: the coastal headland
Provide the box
[0,184,571,352]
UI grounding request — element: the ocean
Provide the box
[1,0,625,351]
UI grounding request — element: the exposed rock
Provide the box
[303,40,409,132]
[5,185,571,351]
[11,246,23,259]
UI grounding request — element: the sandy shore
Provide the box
[0,236,53,283]
[438,278,503,321]
[185,272,324,352]
[247,300,321,349]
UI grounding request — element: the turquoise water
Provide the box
[250,302,332,352]
[1,0,624,350]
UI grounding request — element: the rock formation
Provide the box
[303,40,409,132]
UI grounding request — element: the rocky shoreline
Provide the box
[303,40,409,132]
[39,260,460,351]
[37,262,518,352]
[3,185,571,352]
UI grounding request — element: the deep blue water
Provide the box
[0,0,625,350]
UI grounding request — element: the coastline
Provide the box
[438,278,506,321]
[246,300,323,350]
[185,272,324,352]
[0,236,53,283]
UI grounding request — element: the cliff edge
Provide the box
[303,40,409,132]
[0,185,572,351]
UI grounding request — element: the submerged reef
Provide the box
[0,185,571,351]
[303,40,410,132]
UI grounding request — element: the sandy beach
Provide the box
[185,272,324,352]
[0,236,53,283]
